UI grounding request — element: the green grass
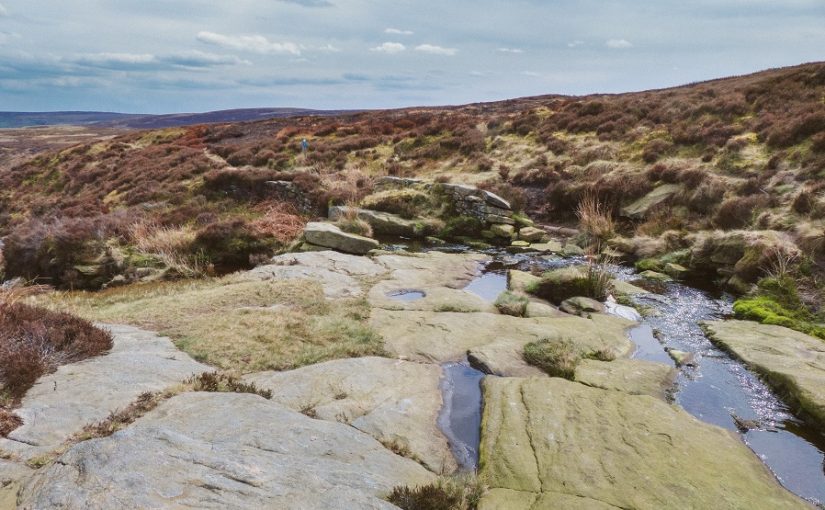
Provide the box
[733,276,825,340]
[493,291,529,317]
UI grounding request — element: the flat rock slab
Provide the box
[18,392,434,510]
[371,310,635,363]
[574,359,676,400]
[243,250,387,299]
[703,320,825,426]
[1,324,208,460]
[369,252,491,312]
[244,357,455,473]
[479,377,809,510]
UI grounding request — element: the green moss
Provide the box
[733,288,825,340]
[635,258,664,272]
[526,266,613,305]
[523,339,580,379]
[440,216,485,239]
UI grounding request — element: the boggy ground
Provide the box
[0,248,816,509]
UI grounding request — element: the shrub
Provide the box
[249,203,307,244]
[192,219,278,269]
[387,475,483,510]
[186,372,273,399]
[494,291,529,317]
[0,301,113,403]
[522,339,581,379]
[712,195,770,230]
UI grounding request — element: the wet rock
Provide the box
[621,184,681,219]
[703,320,825,426]
[560,296,605,316]
[573,359,677,399]
[479,377,809,510]
[18,393,434,509]
[303,222,380,255]
[664,262,689,279]
[639,270,673,282]
[517,227,546,243]
[244,357,455,474]
[612,279,650,296]
[530,240,563,254]
[508,270,541,293]
[666,348,697,367]
[368,252,491,312]
[486,214,515,225]
[0,325,208,461]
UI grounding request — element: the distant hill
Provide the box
[0,108,359,129]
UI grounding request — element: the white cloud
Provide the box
[385,28,414,35]
[521,70,541,77]
[197,31,301,55]
[371,42,406,54]
[414,44,457,56]
[606,38,633,49]
[68,51,249,70]
[567,40,584,48]
[0,3,7,16]
[497,47,524,54]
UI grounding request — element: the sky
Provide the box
[0,0,823,113]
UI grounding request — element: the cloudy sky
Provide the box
[0,0,823,113]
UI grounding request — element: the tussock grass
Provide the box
[387,474,485,510]
[39,276,385,373]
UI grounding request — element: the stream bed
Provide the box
[394,243,824,504]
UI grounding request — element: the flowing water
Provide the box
[393,242,824,504]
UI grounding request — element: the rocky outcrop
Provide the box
[479,377,810,509]
[302,222,380,255]
[244,357,455,473]
[0,325,208,461]
[703,320,825,426]
[243,250,387,299]
[18,392,435,509]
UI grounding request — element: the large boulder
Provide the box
[478,377,809,509]
[244,357,455,473]
[703,320,825,426]
[303,222,379,255]
[0,325,208,461]
[18,392,435,509]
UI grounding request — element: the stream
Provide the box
[402,243,825,505]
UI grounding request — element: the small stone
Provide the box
[639,270,673,282]
[482,190,511,210]
[511,240,530,248]
[560,296,605,316]
[518,227,546,243]
[561,244,586,257]
[666,348,696,367]
[530,240,563,254]
[664,263,689,279]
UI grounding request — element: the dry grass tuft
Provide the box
[576,194,615,249]
[387,474,485,510]
[130,222,208,278]
[39,276,385,374]
[249,202,307,244]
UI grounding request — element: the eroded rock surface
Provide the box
[372,309,634,363]
[244,357,455,473]
[18,392,434,510]
[243,250,387,299]
[303,221,380,255]
[703,320,825,426]
[574,359,676,399]
[369,252,491,312]
[0,324,208,461]
[479,377,809,510]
